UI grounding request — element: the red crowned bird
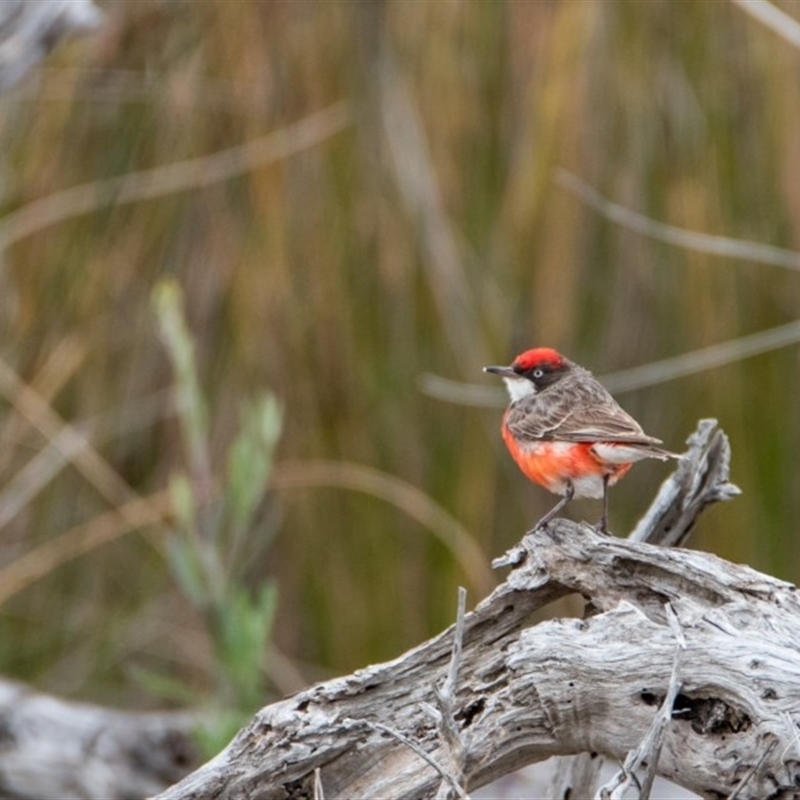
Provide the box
[484,347,676,534]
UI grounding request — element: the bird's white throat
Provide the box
[503,376,536,403]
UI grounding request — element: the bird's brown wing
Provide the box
[549,404,665,445]
[505,377,666,448]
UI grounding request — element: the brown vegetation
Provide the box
[1,0,799,756]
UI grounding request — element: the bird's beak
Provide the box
[483,365,517,379]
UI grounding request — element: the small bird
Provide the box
[484,347,676,534]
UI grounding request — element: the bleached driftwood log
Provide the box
[0,678,198,799]
[161,526,800,800]
[157,420,800,800]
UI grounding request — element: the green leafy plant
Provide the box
[152,278,283,755]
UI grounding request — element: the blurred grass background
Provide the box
[1,0,799,715]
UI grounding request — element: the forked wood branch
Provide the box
[157,420,800,800]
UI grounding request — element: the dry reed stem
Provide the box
[272,460,495,597]
[557,170,800,272]
[0,457,493,608]
[0,388,175,533]
[378,54,487,372]
[0,102,352,252]
[0,356,138,506]
[0,486,173,607]
[0,337,86,475]
[419,319,800,406]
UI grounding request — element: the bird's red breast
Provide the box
[501,417,633,499]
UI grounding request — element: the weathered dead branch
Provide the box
[0,678,198,799]
[159,523,800,799]
[154,420,799,800]
[629,418,740,547]
[0,420,778,799]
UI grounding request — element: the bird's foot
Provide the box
[526,485,575,536]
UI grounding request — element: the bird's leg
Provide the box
[594,474,611,535]
[530,481,575,532]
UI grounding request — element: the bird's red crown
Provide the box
[512,347,566,372]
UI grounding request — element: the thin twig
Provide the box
[313,767,325,800]
[419,317,800,408]
[363,721,467,799]
[727,739,778,800]
[443,587,467,701]
[638,605,686,798]
[597,603,685,800]
[272,461,494,596]
[557,169,800,272]
[430,587,470,800]
[0,102,351,252]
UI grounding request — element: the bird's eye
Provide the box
[532,368,544,379]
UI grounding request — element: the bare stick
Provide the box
[556,169,800,272]
[727,739,777,800]
[421,317,800,406]
[443,587,467,703]
[597,604,685,800]
[364,721,466,799]
[430,587,469,799]
[640,606,687,798]
[314,767,325,800]
[0,103,351,252]
[630,419,740,547]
